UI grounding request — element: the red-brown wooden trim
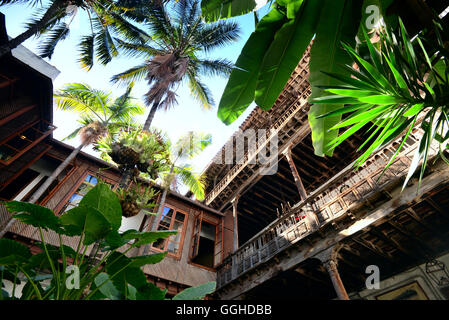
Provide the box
[150,204,189,260]
[39,164,77,206]
[0,104,37,127]
[0,120,56,166]
[188,213,220,271]
[0,144,52,192]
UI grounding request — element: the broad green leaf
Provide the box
[201,0,258,22]
[0,239,31,265]
[308,0,363,156]
[277,0,305,19]
[5,201,61,233]
[0,266,21,285]
[59,206,112,245]
[94,273,121,300]
[79,183,122,231]
[217,7,287,125]
[255,0,322,109]
[129,252,167,268]
[172,281,216,300]
[105,252,148,296]
[128,230,178,248]
[136,282,166,300]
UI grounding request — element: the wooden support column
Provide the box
[315,245,350,300]
[283,145,319,230]
[231,196,240,252]
[283,145,307,201]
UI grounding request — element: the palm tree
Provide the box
[0,83,144,237]
[139,131,211,254]
[0,0,149,69]
[111,0,240,131]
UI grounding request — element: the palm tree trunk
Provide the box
[0,143,85,238]
[0,0,67,58]
[142,101,159,132]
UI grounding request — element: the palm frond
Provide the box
[187,73,214,109]
[197,58,234,77]
[114,38,163,58]
[93,17,119,65]
[110,63,148,85]
[173,131,212,160]
[173,165,206,200]
[78,35,95,71]
[37,22,70,58]
[194,21,240,52]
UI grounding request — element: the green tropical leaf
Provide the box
[217,7,287,125]
[308,0,363,157]
[136,282,166,300]
[105,252,148,296]
[5,201,61,233]
[58,206,112,245]
[127,230,178,248]
[0,239,31,266]
[79,183,122,231]
[94,273,121,300]
[255,0,322,109]
[129,252,167,267]
[201,0,258,22]
[172,281,216,300]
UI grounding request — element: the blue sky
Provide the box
[0,2,270,175]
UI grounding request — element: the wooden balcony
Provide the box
[215,128,439,290]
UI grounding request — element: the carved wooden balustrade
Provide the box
[216,128,438,289]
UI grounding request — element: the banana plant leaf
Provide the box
[308,0,363,157]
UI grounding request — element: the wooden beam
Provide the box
[283,145,307,201]
[232,196,239,252]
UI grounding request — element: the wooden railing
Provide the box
[216,128,437,289]
[205,89,311,206]
[205,58,311,206]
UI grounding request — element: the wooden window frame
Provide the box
[188,212,223,271]
[151,204,188,260]
[55,170,118,214]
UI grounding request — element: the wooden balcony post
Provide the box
[283,145,319,230]
[283,145,307,201]
[316,245,349,300]
[231,195,240,252]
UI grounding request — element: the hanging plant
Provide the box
[98,128,171,182]
[115,181,159,218]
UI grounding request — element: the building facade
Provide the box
[1,10,449,300]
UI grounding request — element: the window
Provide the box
[190,212,223,269]
[152,205,187,257]
[62,174,115,212]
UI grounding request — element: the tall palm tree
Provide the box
[139,131,211,255]
[111,0,240,131]
[0,0,150,69]
[0,83,144,237]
